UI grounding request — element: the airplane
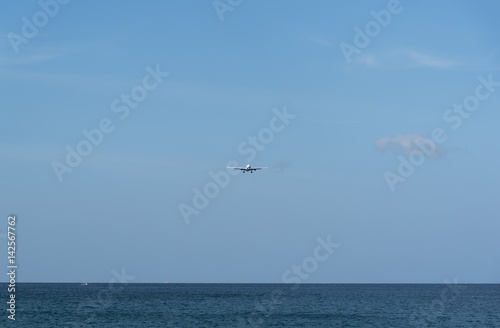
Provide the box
[227,164,267,173]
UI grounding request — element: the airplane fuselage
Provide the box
[227,164,266,173]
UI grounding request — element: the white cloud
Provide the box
[375,133,443,158]
[385,48,462,69]
[341,49,462,70]
[309,35,332,47]
[406,50,461,68]
[0,43,90,65]
[2,51,65,65]
[353,54,377,67]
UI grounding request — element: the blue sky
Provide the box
[1,0,499,283]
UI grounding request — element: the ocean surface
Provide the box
[1,283,499,327]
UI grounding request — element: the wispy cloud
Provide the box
[375,134,444,158]
[404,50,461,68]
[1,51,64,65]
[0,43,89,65]
[309,35,332,47]
[341,49,462,70]
[353,54,377,67]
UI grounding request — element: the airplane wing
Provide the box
[249,167,267,171]
[226,166,268,171]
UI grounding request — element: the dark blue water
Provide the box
[1,283,499,327]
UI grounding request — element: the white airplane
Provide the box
[227,164,267,173]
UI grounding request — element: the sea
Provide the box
[1,283,499,327]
